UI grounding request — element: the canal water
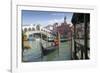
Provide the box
[22,39,72,62]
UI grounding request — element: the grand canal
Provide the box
[22,38,72,62]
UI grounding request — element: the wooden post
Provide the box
[40,31,43,60]
[57,32,60,56]
[84,14,89,59]
[74,23,77,59]
[81,46,83,59]
[70,28,73,60]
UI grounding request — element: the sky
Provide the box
[22,10,73,26]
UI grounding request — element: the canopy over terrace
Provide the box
[71,13,90,24]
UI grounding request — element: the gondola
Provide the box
[40,43,58,56]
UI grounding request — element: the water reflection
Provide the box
[22,35,71,62]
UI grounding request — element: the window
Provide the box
[28,28,31,31]
[24,28,27,32]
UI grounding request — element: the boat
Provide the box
[40,42,58,56]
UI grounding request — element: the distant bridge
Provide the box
[24,30,52,38]
[22,24,54,38]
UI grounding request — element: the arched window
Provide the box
[28,28,31,31]
[36,25,40,31]
[24,28,27,32]
[32,28,35,31]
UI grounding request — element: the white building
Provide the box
[22,24,52,38]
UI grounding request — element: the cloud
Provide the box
[47,18,64,25]
[47,18,72,25]
[51,13,65,16]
